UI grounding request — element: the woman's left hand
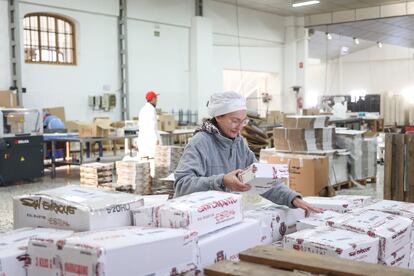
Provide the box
[292,197,323,217]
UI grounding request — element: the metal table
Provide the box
[159,129,195,146]
[43,133,137,178]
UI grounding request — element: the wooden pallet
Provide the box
[332,180,353,190]
[204,246,412,276]
[354,176,377,185]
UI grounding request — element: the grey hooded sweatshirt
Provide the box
[174,119,300,208]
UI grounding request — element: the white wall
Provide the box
[0,0,11,90]
[306,44,414,124]
[18,0,120,121]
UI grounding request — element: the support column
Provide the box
[190,16,214,122]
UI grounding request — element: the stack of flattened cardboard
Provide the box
[153,146,184,195]
[273,127,336,152]
[115,160,151,195]
[283,115,329,129]
[13,185,144,231]
[260,149,329,196]
[336,129,377,180]
[80,162,113,188]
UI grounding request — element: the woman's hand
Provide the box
[292,197,323,217]
[223,169,251,192]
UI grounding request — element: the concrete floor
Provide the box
[0,164,385,232]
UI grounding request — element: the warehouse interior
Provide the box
[1,0,414,275]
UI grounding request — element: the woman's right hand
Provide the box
[223,169,251,192]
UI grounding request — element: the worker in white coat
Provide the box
[137,91,161,158]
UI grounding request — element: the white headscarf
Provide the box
[207,91,247,117]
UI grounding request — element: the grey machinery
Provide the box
[0,108,44,184]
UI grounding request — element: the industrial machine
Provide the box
[0,108,44,184]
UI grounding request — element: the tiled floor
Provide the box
[0,164,385,232]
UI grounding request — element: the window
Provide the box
[23,13,76,65]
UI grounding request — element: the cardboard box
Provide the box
[158,191,243,236]
[43,106,65,122]
[260,150,329,196]
[284,226,379,264]
[28,226,198,276]
[303,197,351,213]
[266,111,284,125]
[296,210,341,231]
[238,163,289,194]
[365,200,414,221]
[0,90,18,107]
[13,185,144,231]
[302,108,320,116]
[273,127,336,152]
[197,219,262,270]
[0,228,73,276]
[94,117,115,137]
[78,122,97,137]
[132,202,165,227]
[379,244,410,268]
[332,195,372,209]
[327,209,412,261]
[159,114,176,132]
[283,115,329,129]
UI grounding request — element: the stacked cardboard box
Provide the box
[260,149,329,196]
[273,127,336,152]
[27,226,198,276]
[326,209,412,268]
[238,163,289,194]
[296,210,341,231]
[13,185,144,231]
[80,162,113,188]
[284,226,380,264]
[283,115,329,129]
[333,195,373,209]
[336,129,377,180]
[115,160,151,195]
[153,146,184,194]
[303,197,352,213]
[0,227,73,276]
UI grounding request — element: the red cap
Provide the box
[145,91,159,101]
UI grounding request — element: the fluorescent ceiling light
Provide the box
[326,32,332,40]
[353,37,360,45]
[292,1,320,7]
[377,41,383,48]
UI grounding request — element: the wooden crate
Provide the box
[384,134,414,202]
[205,246,412,276]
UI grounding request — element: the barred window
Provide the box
[23,13,76,65]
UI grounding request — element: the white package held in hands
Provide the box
[327,209,412,261]
[13,185,144,231]
[28,226,198,276]
[0,227,73,276]
[238,163,289,194]
[158,191,243,236]
[284,226,379,263]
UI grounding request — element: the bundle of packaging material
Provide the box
[335,129,377,180]
[283,115,329,129]
[296,210,341,231]
[332,195,373,209]
[0,227,73,276]
[284,226,379,264]
[328,151,349,184]
[244,202,305,243]
[197,218,262,270]
[153,173,175,198]
[115,160,151,194]
[303,197,352,213]
[326,209,412,268]
[273,127,336,152]
[153,146,184,191]
[80,162,113,187]
[13,185,144,231]
[158,191,243,236]
[260,149,329,196]
[238,162,289,194]
[27,226,198,276]
[132,195,170,227]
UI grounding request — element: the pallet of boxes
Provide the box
[115,160,152,195]
[206,195,414,275]
[79,162,114,190]
[265,115,347,196]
